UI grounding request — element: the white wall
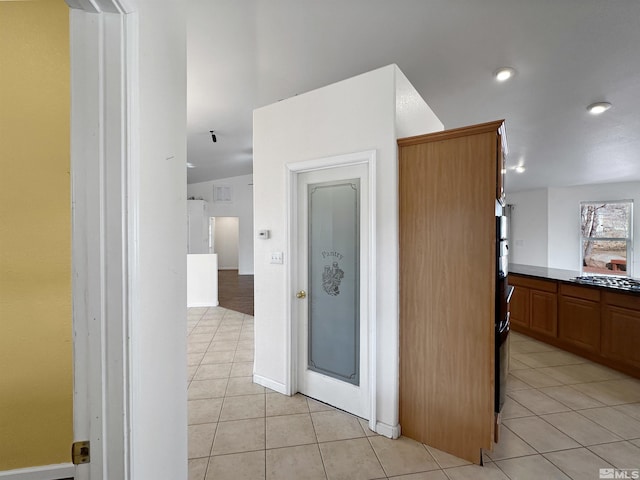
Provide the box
[508,189,548,267]
[508,181,640,276]
[252,64,442,435]
[548,181,640,275]
[187,174,254,274]
[395,68,443,138]
[215,217,239,269]
[187,254,219,307]
[131,1,187,479]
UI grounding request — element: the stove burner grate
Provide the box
[573,275,640,290]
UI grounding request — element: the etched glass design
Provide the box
[308,179,360,385]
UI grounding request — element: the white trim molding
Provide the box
[253,374,288,395]
[285,150,378,426]
[67,2,138,480]
[0,464,74,480]
[375,422,401,440]
[65,0,135,14]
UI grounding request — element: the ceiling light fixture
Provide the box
[587,102,612,115]
[210,130,217,143]
[494,67,516,82]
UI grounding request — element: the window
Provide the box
[580,201,633,276]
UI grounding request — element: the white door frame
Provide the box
[286,150,377,430]
[66,1,138,479]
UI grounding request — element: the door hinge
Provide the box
[72,440,90,465]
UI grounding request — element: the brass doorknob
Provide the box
[296,290,307,299]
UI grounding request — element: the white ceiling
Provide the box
[187,0,640,192]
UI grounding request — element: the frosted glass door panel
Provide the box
[308,179,360,385]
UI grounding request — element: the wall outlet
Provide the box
[270,252,284,264]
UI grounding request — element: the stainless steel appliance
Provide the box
[495,208,512,415]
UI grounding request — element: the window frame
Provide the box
[580,200,633,277]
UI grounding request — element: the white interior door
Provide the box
[296,163,370,419]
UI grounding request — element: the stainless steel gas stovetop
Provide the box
[572,275,640,292]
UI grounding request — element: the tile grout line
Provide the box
[189,314,640,479]
[191,308,231,468]
[512,363,630,387]
[263,388,267,479]
[187,307,224,390]
[486,423,537,462]
[572,407,639,442]
[306,399,329,479]
[535,412,619,450]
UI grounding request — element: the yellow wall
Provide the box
[0,0,72,470]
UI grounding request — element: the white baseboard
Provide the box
[253,374,287,395]
[0,463,74,480]
[375,421,401,439]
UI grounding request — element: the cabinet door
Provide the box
[602,305,640,368]
[510,286,530,328]
[530,290,558,337]
[558,296,601,353]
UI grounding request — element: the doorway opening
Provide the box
[213,216,239,270]
[213,216,254,315]
[286,151,377,428]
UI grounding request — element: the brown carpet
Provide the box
[218,269,254,316]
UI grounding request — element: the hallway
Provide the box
[187,306,640,480]
[217,270,254,316]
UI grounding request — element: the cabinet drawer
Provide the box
[560,283,601,302]
[603,291,640,310]
[509,275,557,293]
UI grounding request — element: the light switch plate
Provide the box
[270,252,284,264]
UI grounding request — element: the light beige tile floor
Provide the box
[187,307,640,479]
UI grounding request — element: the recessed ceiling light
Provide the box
[587,102,612,115]
[186,162,196,169]
[514,165,526,173]
[494,67,516,82]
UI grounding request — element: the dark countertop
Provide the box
[509,264,581,283]
[509,263,640,295]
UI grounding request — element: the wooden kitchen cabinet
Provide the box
[558,284,601,353]
[509,275,557,337]
[509,268,640,378]
[398,120,505,464]
[509,286,529,328]
[530,290,558,337]
[602,292,640,368]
